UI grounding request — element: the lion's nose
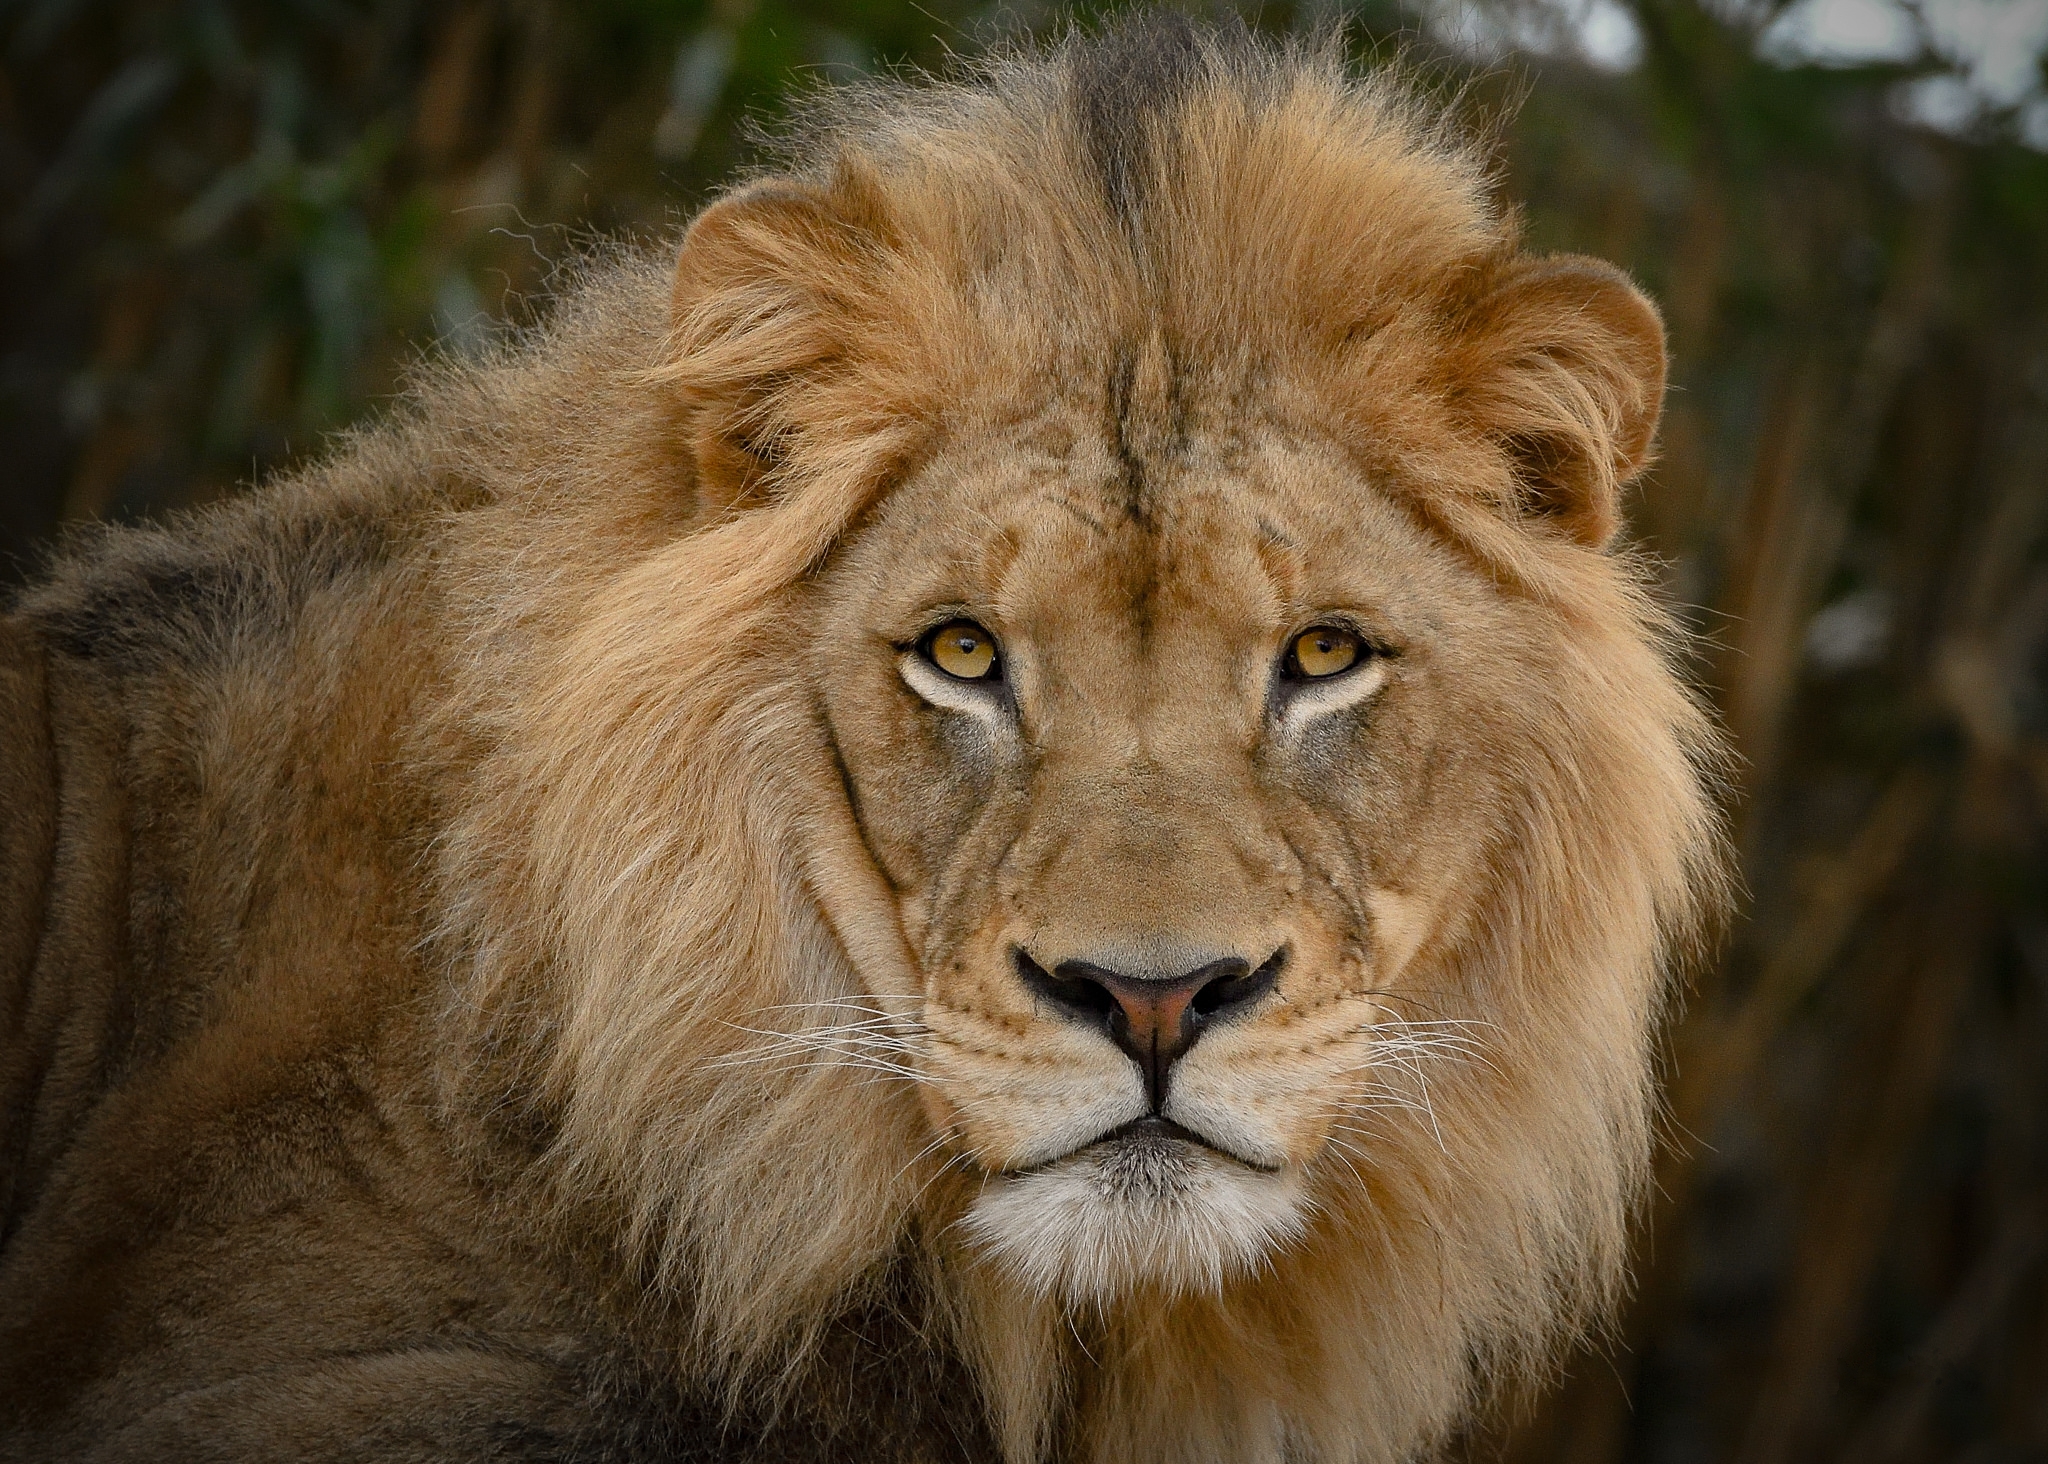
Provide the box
[1013,948,1285,1108]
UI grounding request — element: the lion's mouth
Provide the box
[1030,1114,1282,1175]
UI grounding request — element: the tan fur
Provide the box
[0,22,1726,1464]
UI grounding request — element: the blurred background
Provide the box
[3,0,2045,1456]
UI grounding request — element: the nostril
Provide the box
[1190,948,1285,1019]
[1014,949,1117,1020]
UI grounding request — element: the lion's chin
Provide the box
[962,1124,1307,1305]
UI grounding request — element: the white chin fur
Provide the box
[963,1140,1307,1305]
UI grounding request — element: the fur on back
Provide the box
[0,19,1726,1464]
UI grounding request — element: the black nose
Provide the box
[1013,947,1285,1109]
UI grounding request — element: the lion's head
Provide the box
[438,20,1726,1463]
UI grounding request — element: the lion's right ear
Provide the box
[664,177,897,509]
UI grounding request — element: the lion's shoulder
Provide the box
[0,445,464,1242]
[15,455,438,678]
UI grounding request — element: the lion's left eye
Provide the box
[1286,626,1362,679]
[924,620,1001,681]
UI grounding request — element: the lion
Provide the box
[0,17,1726,1463]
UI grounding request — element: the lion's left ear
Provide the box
[1449,255,1667,549]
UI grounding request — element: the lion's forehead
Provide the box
[859,418,1433,637]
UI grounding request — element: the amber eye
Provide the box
[925,620,1000,681]
[1288,626,1363,679]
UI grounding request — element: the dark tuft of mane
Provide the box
[1070,11,1245,226]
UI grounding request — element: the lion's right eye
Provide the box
[924,621,1000,681]
[1286,626,1363,680]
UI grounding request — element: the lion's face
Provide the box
[435,31,1724,1460]
[815,388,1541,1301]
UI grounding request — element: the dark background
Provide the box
[4,0,2046,1458]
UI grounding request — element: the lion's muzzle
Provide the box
[1010,945,1284,1110]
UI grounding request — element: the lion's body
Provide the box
[0,22,1724,1464]
[0,291,990,1460]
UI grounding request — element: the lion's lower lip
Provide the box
[1074,1115,1283,1173]
[1100,1115,1209,1148]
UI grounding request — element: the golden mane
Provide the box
[420,22,1727,1463]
